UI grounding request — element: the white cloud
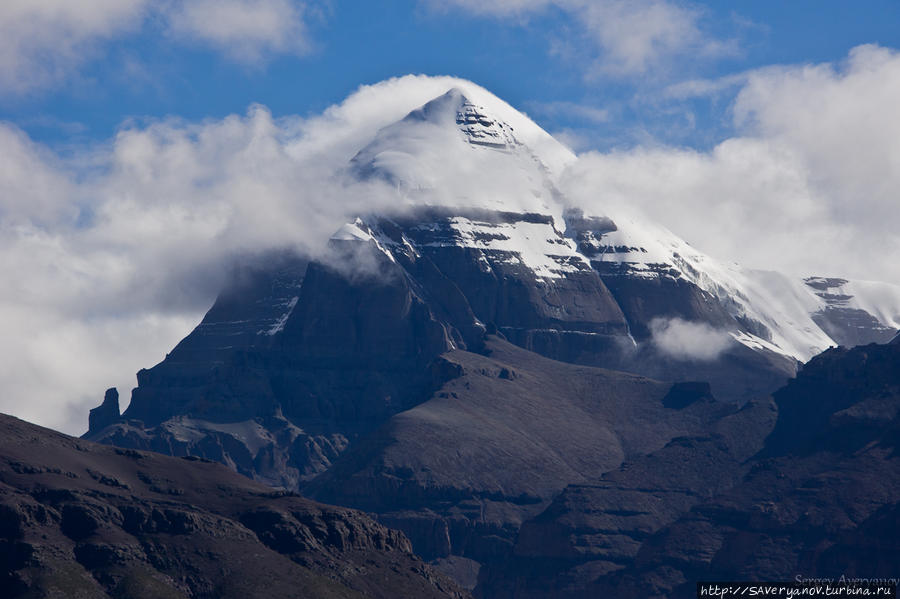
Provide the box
[429,0,731,77]
[662,72,750,100]
[562,44,900,285]
[0,104,328,434]
[164,0,310,64]
[0,124,76,225]
[0,0,311,94]
[649,317,733,361]
[570,0,727,78]
[733,44,900,231]
[0,0,148,94]
[528,100,609,124]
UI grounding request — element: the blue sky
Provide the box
[4,0,900,151]
[4,0,900,434]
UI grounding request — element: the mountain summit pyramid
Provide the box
[349,86,571,218]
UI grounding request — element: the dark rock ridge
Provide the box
[0,413,467,599]
[88,388,119,436]
[475,397,778,597]
[478,341,900,598]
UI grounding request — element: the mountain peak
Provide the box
[349,87,565,216]
[455,94,520,151]
[401,87,519,151]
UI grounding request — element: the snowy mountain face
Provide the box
[338,87,900,366]
[576,211,900,361]
[349,88,570,219]
[804,276,900,347]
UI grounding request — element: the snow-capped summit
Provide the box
[349,87,570,219]
[336,85,900,367]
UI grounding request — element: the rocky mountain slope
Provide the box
[479,340,900,598]
[0,413,466,599]
[304,338,741,565]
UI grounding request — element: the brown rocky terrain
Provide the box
[0,413,467,599]
[305,337,753,582]
[477,341,900,598]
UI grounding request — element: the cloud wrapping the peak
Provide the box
[0,75,565,434]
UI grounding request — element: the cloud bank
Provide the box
[563,44,900,284]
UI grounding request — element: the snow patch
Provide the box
[264,296,298,336]
[331,221,373,242]
[436,217,591,280]
[164,417,276,456]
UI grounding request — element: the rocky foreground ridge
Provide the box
[477,339,900,598]
[0,414,467,599]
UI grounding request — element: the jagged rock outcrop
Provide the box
[87,388,119,436]
[0,413,467,599]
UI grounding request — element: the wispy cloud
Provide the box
[662,72,751,100]
[164,0,311,65]
[0,0,148,94]
[650,317,733,361]
[427,0,735,78]
[0,0,313,95]
[527,100,610,124]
